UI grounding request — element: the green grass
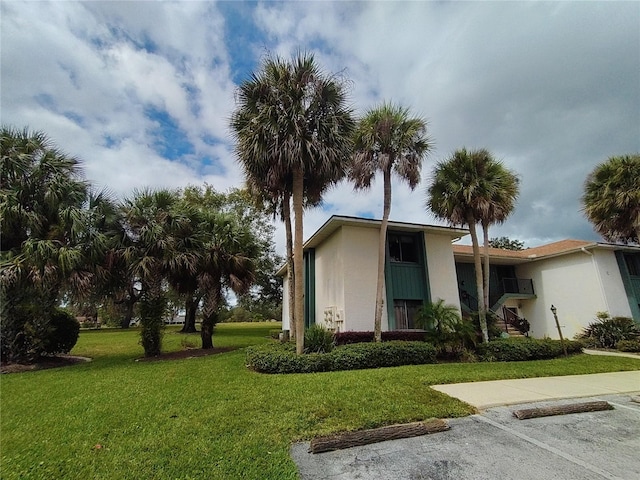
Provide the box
[2,323,639,480]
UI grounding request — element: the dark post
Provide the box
[550,304,568,357]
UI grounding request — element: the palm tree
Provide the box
[473,152,519,311]
[120,188,188,356]
[349,103,432,342]
[428,148,516,343]
[197,212,257,349]
[582,154,640,244]
[231,52,355,354]
[0,126,101,361]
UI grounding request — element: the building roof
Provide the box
[304,215,468,250]
[452,239,640,264]
[277,215,469,276]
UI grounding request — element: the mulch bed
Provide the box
[1,355,92,374]
[1,347,237,373]
[136,347,237,362]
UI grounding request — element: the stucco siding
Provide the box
[313,227,345,330]
[281,275,290,331]
[425,233,462,313]
[516,252,606,339]
[341,225,388,332]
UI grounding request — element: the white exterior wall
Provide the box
[516,252,607,339]
[281,275,290,331]
[592,249,634,318]
[313,227,346,331]
[424,233,462,314]
[340,225,388,332]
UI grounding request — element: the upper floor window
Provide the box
[625,253,640,276]
[388,233,419,263]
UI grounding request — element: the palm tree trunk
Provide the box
[374,168,393,342]
[201,285,221,349]
[283,191,295,342]
[120,298,134,329]
[180,295,199,333]
[292,166,305,354]
[482,220,491,312]
[468,216,488,343]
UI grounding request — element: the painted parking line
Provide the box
[474,414,624,480]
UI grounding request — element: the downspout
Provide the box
[581,247,610,313]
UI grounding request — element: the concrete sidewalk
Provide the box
[432,370,640,409]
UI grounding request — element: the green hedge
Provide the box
[477,337,583,362]
[246,341,437,374]
[617,339,640,353]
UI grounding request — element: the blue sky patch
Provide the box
[145,106,194,160]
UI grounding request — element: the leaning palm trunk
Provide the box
[293,167,305,354]
[374,168,393,342]
[468,217,488,343]
[482,220,491,312]
[283,191,295,342]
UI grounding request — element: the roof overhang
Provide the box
[277,215,469,276]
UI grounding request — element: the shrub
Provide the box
[334,330,427,345]
[415,299,476,357]
[617,339,640,353]
[246,341,437,374]
[44,309,80,355]
[304,324,335,353]
[476,337,582,362]
[576,313,639,349]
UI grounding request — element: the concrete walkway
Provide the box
[432,370,640,409]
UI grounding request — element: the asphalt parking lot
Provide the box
[291,393,640,480]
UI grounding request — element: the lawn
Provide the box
[1,323,639,480]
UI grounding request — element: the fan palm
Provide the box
[197,212,257,349]
[231,52,355,353]
[0,126,102,361]
[120,188,189,356]
[582,154,640,243]
[349,103,432,341]
[427,148,518,342]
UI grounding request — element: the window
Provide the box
[388,233,419,263]
[394,300,422,329]
[624,254,640,277]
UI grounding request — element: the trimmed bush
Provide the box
[617,339,640,353]
[304,324,335,353]
[44,309,80,355]
[334,330,427,345]
[576,313,639,349]
[477,337,582,362]
[246,341,437,374]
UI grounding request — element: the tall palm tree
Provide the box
[349,103,432,342]
[582,154,640,244]
[231,52,355,354]
[428,148,513,343]
[473,152,519,310]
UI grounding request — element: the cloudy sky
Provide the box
[2,1,639,254]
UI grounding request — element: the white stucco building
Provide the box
[279,216,466,332]
[280,215,640,340]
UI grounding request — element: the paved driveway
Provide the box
[291,393,640,480]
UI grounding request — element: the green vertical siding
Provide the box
[385,231,430,328]
[616,251,640,322]
[304,249,316,328]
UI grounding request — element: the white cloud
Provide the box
[2,0,638,256]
